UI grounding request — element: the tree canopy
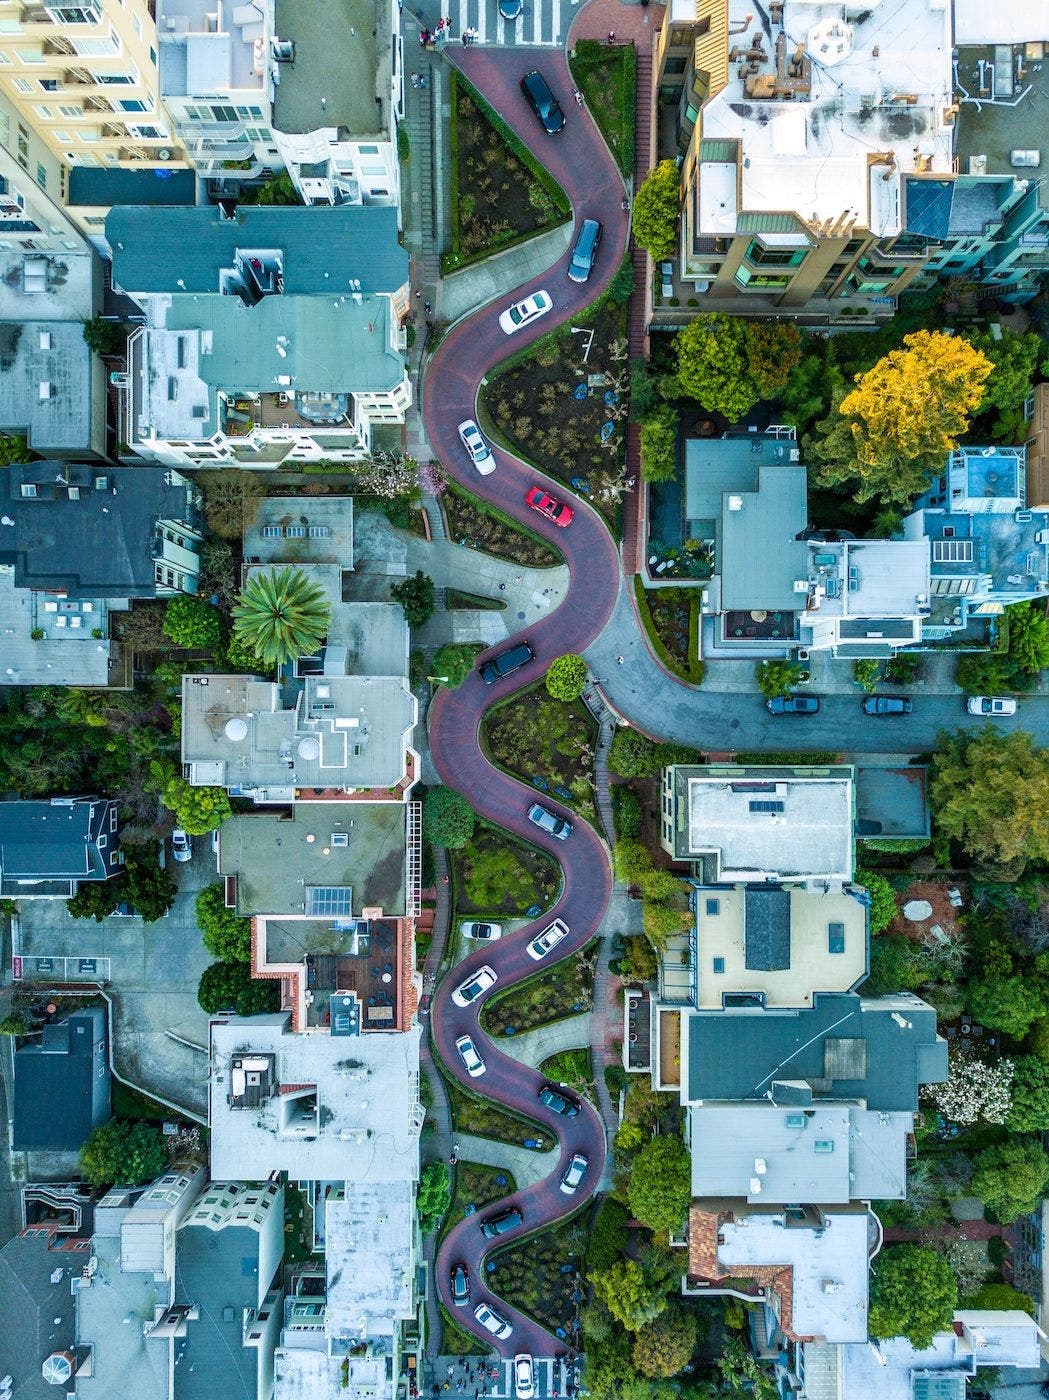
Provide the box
[232,565,332,667]
[755,658,805,699]
[157,771,232,836]
[197,959,281,1016]
[391,570,436,628]
[201,468,265,540]
[591,1258,670,1332]
[627,1134,691,1232]
[1007,1056,1049,1133]
[639,406,678,482]
[416,1161,451,1231]
[675,314,758,423]
[80,1118,168,1186]
[630,161,680,262]
[971,1137,1049,1223]
[930,728,1049,869]
[422,785,476,849]
[632,1308,698,1379]
[608,730,699,778]
[856,867,898,936]
[545,653,588,701]
[162,595,222,650]
[196,883,252,962]
[965,943,1049,1040]
[868,1244,958,1348]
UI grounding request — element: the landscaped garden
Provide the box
[488,1202,594,1343]
[483,686,598,822]
[444,73,571,275]
[443,1074,548,1149]
[444,1161,519,1233]
[482,941,598,1036]
[568,40,636,176]
[442,483,562,568]
[284,1184,314,1265]
[450,821,562,919]
[632,580,703,684]
[539,1047,596,1105]
[482,299,631,525]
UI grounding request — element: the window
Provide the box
[99,71,135,83]
[35,163,45,187]
[119,98,146,111]
[59,105,82,118]
[359,143,380,154]
[35,105,53,119]
[664,56,687,74]
[47,2,101,20]
[745,239,807,268]
[933,538,974,563]
[97,833,107,848]
[73,33,121,55]
[133,12,142,36]
[712,957,725,974]
[17,50,46,65]
[210,104,237,121]
[13,78,33,94]
[705,898,720,916]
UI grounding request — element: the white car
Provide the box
[967,695,1017,716]
[475,1302,512,1339]
[559,1152,589,1195]
[458,419,495,475]
[455,1034,486,1078]
[499,289,552,335]
[461,921,503,942]
[513,1355,535,1400]
[171,829,192,863]
[526,918,570,961]
[451,965,497,1008]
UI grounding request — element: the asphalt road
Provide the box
[423,45,628,1355]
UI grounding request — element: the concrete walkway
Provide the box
[440,224,573,324]
[456,1134,560,1189]
[494,1013,590,1070]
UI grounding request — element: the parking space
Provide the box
[12,840,217,1117]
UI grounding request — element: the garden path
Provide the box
[492,1012,590,1069]
[455,1134,561,1189]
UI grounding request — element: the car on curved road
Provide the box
[967,695,1017,716]
[520,70,565,135]
[514,1355,536,1400]
[539,1084,580,1117]
[457,419,495,475]
[451,965,497,1007]
[526,918,570,961]
[461,921,502,942]
[455,1034,486,1078]
[450,1263,470,1307]
[559,1152,589,1195]
[475,1301,513,1339]
[499,289,552,336]
[766,694,820,715]
[480,1207,523,1238]
[861,695,913,716]
[527,803,572,840]
[479,641,534,685]
[525,485,574,527]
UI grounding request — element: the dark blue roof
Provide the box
[904,178,954,241]
[67,167,196,209]
[13,1008,110,1150]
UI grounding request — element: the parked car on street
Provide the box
[171,829,192,862]
[559,1152,589,1195]
[527,803,572,840]
[514,1355,536,1400]
[499,289,552,335]
[567,218,602,283]
[479,641,534,685]
[451,965,497,1007]
[538,1084,580,1117]
[525,485,574,526]
[520,69,565,134]
[967,696,1017,716]
[526,918,570,961]
[480,1207,523,1238]
[455,1034,486,1078]
[458,419,495,475]
[862,695,913,716]
[450,1264,470,1307]
[766,694,820,715]
[461,921,503,942]
[475,1302,513,1338]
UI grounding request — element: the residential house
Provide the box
[797,538,932,658]
[903,445,1049,641]
[0,462,203,686]
[111,204,411,468]
[66,165,196,252]
[0,1225,92,1400]
[13,1006,110,1151]
[0,798,121,899]
[0,89,98,253]
[0,241,104,459]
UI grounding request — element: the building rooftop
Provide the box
[718,465,810,613]
[805,541,931,621]
[109,206,408,297]
[325,1181,414,1341]
[908,504,1049,598]
[684,991,947,1109]
[13,1008,110,1151]
[218,803,408,916]
[0,321,104,457]
[0,801,114,883]
[698,0,953,233]
[157,0,266,97]
[274,1350,345,1400]
[75,1231,167,1400]
[689,1102,910,1202]
[673,766,854,883]
[67,167,197,210]
[684,433,801,529]
[0,463,201,598]
[0,569,112,687]
[0,247,96,323]
[955,43,1049,184]
[208,1014,422,1183]
[693,885,868,1009]
[272,0,389,137]
[248,495,356,568]
[0,1231,82,1400]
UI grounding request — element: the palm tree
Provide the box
[231,566,331,667]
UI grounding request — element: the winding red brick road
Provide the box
[423,43,629,1359]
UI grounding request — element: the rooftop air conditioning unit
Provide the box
[330,833,349,848]
[793,579,809,593]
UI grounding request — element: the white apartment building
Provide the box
[0,88,95,251]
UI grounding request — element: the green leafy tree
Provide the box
[1006,603,1049,677]
[715,1338,778,1399]
[616,788,642,839]
[1007,1056,1049,1133]
[196,883,252,962]
[608,732,700,779]
[232,566,332,667]
[67,880,124,922]
[966,943,1048,1039]
[632,1307,698,1378]
[865,935,924,996]
[609,261,635,305]
[931,728,1049,869]
[0,434,31,466]
[627,1134,691,1232]
[422,785,475,849]
[868,1244,958,1348]
[80,1119,168,1186]
[430,643,478,688]
[123,845,178,923]
[162,595,222,650]
[197,959,281,1016]
[416,1161,451,1231]
[853,658,881,693]
[621,933,659,982]
[630,160,680,262]
[971,329,1042,414]
[591,1258,670,1332]
[963,1281,1036,1315]
[252,170,301,205]
[744,322,802,397]
[158,773,232,836]
[676,314,759,422]
[956,652,1014,698]
[82,316,128,358]
[755,658,805,699]
[586,1198,630,1276]
[640,406,678,482]
[972,1137,1049,1223]
[201,468,265,540]
[390,570,436,628]
[856,867,898,935]
[1025,1016,1049,1063]
[545,653,588,701]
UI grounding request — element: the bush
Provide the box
[853,658,881,693]
[196,883,252,962]
[608,729,699,778]
[80,1118,168,1186]
[885,653,921,684]
[162,595,222,650]
[423,786,476,849]
[866,935,924,995]
[609,260,635,305]
[417,1161,451,1231]
[639,406,678,482]
[972,1137,1049,1223]
[631,160,679,262]
[545,653,588,701]
[756,658,805,699]
[627,1134,691,1232]
[390,570,436,628]
[586,1197,630,1276]
[82,316,128,358]
[855,867,898,935]
[616,788,642,839]
[197,960,281,1016]
[963,1282,1036,1315]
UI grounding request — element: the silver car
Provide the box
[457,419,495,475]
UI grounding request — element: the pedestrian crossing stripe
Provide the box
[440,0,562,46]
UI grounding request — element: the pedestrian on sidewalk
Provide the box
[424,299,432,314]
[607,29,616,41]
[410,71,420,87]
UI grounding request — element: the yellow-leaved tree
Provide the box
[811,330,992,506]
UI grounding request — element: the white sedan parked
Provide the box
[499,289,552,335]
[457,419,495,475]
[967,696,1017,716]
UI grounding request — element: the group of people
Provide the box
[418,15,452,46]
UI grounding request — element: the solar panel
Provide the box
[748,799,784,814]
[305,886,353,917]
[308,525,331,538]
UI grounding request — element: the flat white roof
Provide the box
[809,541,931,619]
[686,774,853,882]
[954,0,1047,45]
[698,160,738,235]
[700,0,954,229]
[717,1210,870,1343]
[326,1181,415,1339]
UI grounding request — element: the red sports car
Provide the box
[525,485,574,527]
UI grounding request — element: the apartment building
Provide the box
[0,87,94,251]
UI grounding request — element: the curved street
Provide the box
[422,43,628,1356]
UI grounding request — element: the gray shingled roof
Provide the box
[0,1233,80,1400]
[13,1008,110,1151]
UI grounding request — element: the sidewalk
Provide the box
[495,1013,590,1070]
[440,225,573,323]
[455,1133,560,1189]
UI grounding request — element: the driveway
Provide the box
[13,841,215,1117]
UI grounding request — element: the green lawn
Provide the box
[569,41,637,176]
[488,1203,594,1343]
[112,1080,177,1122]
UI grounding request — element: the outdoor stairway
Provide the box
[421,495,448,541]
[622,41,655,573]
[403,54,450,278]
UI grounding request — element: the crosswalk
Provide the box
[439,0,573,47]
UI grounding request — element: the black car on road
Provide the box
[520,70,565,134]
[862,695,913,715]
[539,1084,580,1117]
[766,694,820,715]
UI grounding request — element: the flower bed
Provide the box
[442,484,562,568]
[483,687,597,822]
[450,822,562,918]
[481,941,598,1036]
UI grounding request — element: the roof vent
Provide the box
[330,832,349,847]
[727,494,744,511]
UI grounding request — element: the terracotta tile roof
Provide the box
[687,1205,806,1342]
